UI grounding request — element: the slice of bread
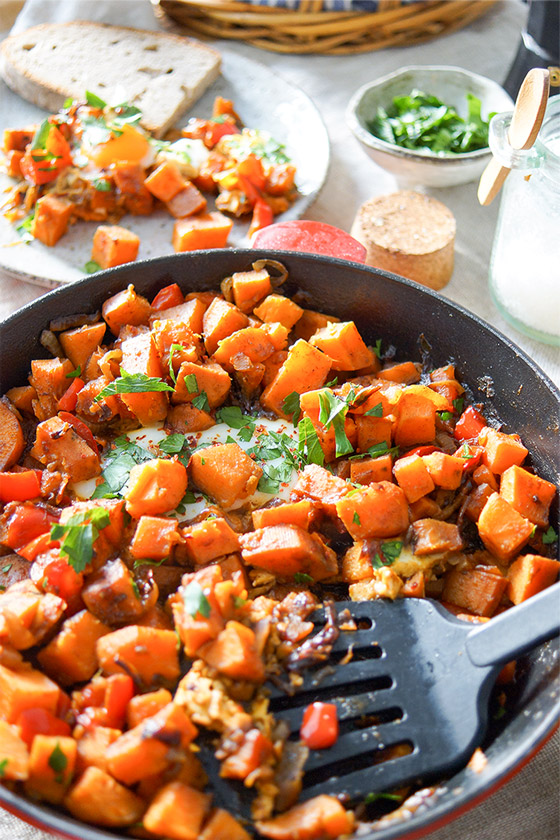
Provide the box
[0,22,221,137]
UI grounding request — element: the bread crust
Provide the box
[0,21,222,137]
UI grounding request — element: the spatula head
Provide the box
[269,599,494,802]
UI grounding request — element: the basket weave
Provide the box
[152,0,497,55]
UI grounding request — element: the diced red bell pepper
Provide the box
[20,124,73,185]
[453,406,487,441]
[4,504,57,551]
[237,155,266,191]
[58,377,85,412]
[58,411,98,454]
[406,445,441,459]
[41,553,84,604]
[204,118,238,148]
[104,674,135,729]
[0,470,42,503]
[300,701,339,750]
[248,198,274,239]
[457,443,484,472]
[151,283,184,311]
[17,708,72,748]
[18,531,60,562]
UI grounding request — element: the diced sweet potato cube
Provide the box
[125,458,188,518]
[260,339,332,418]
[378,361,421,384]
[341,541,373,582]
[240,524,337,581]
[202,297,249,355]
[64,766,144,827]
[172,211,233,253]
[393,454,435,502]
[252,500,315,531]
[182,517,240,564]
[102,284,151,335]
[96,626,180,686]
[189,442,262,508]
[336,482,409,539]
[293,309,340,341]
[199,808,252,840]
[0,663,60,723]
[309,320,374,371]
[292,463,350,518]
[507,554,560,604]
[166,182,207,218]
[393,392,436,447]
[37,609,110,686]
[463,483,495,522]
[477,492,534,563]
[351,454,394,485]
[130,516,183,560]
[479,427,528,474]
[0,720,29,780]
[25,734,77,803]
[91,225,140,269]
[231,268,273,313]
[499,465,556,528]
[213,327,276,370]
[354,415,393,452]
[410,519,464,555]
[144,160,186,202]
[31,195,73,246]
[143,781,211,840]
[30,415,100,482]
[151,296,208,335]
[422,451,464,490]
[126,688,173,729]
[75,726,122,773]
[200,620,265,683]
[255,794,355,840]
[119,332,168,424]
[173,360,231,407]
[166,403,215,433]
[59,322,107,372]
[442,566,508,617]
[253,294,303,329]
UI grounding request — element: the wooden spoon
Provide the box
[478,68,550,206]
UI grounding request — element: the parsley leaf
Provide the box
[542,526,557,545]
[368,441,399,459]
[282,391,301,423]
[373,339,382,358]
[192,391,210,412]
[297,416,324,466]
[372,540,403,569]
[453,396,464,414]
[365,792,402,804]
[364,402,383,417]
[317,388,354,458]
[31,119,52,150]
[438,410,454,422]
[183,581,211,618]
[294,572,314,585]
[94,369,174,402]
[159,433,186,455]
[91,435,153,499]
[86,90,108,109]
[353,511,361,525]
[92,178,112,192]
[84,260,101,274]
[48,742,68,784]
[66,365,82,379]
[168,343,185,385]
[0,758,7,777]
[216,406,256,431]
[51,508,111,573]
[16,212,36,243]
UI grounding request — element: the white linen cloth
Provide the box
[0,2,558,839]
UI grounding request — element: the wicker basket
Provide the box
[151,0,497,55]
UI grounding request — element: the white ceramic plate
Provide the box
[0,50,330,288]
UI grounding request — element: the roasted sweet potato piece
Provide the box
[118,332,168,424]
[64,766,144,827]
[202,297,249,355]
[151,296,208,335]
[126,688,173,728]
[231,268,273,313]
[0,719,30,780]
[0,661,60,723]
[336,482,409,539]
[0,398,24,470]
[255,794,355,840]
[172,211,233,253]
[393,391,436,447]
[101,284,151,335]
[143,781,211,840]
[253,293,303,329]
[309,321,374,371]
[252,500,316,531]
[166,181,207,218]
[25,734,77,804]
[173,360,231,407]
[240,525,337,581]
[260,339,332,419]
[130,516,183,560]
[354,415,393,453]
[477,492,534,563]
[422,451,464,490]
[37,609,110,686]
[182,517,240,565]
[293,309,340,342]
[82,558,157,626]
[378,361,421,385]
[166,402,215,433]
[189,442,262,509]
[479,426,528,474]
[499,465,556,528]
[200,620,265,683]
[292,463,350,518]
[29,357,74,420]
[31,194,73,246]
[125,458,188,518]
[59,322,107,372]
[410,519,464,555]
[96,625,180,687]
[199,808,252,840]
[144,159,187,202]
[507,554,560,604]
[350,454,394,485]
[213,327,276,370]
[442,566,508,617]
[91,225,140,269]
[30,415,101,482]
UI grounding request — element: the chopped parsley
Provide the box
[85,90,108,109]
[542,526,557,545]
[91,434,153,499]
[294,572,314,585]
[66,365,82,379]
[192,391,210,412]
[0,758,7,777]
[84,260,101,274]
[364,402,383,417]
[50,508,111,573]
[372,540,403,569]
[48,742,68,784]
[367,441,399,459]
[453,396,465,414]
[365,792,402,804]
[16,212,35,243]
[92,177,112,192]
[1,563,12,574]
[183,581,211,618]
[297,416,324,467]
[282,391,301,423]
[184,372,199,393]
[168,344,185,384]
[94,369,174,402]
[159,433,187,455]
[438,411,454,422]
[373,339,382,359]
[353,512,361,526]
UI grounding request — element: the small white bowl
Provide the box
[346,65,514,188]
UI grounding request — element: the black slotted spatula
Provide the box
[267,582,560,803]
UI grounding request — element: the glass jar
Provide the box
[488,93,560,346]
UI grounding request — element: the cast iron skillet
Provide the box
[0,249,558,840]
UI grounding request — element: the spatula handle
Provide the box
[466,582,560,668]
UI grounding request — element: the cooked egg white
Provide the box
[73,417,299,522]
